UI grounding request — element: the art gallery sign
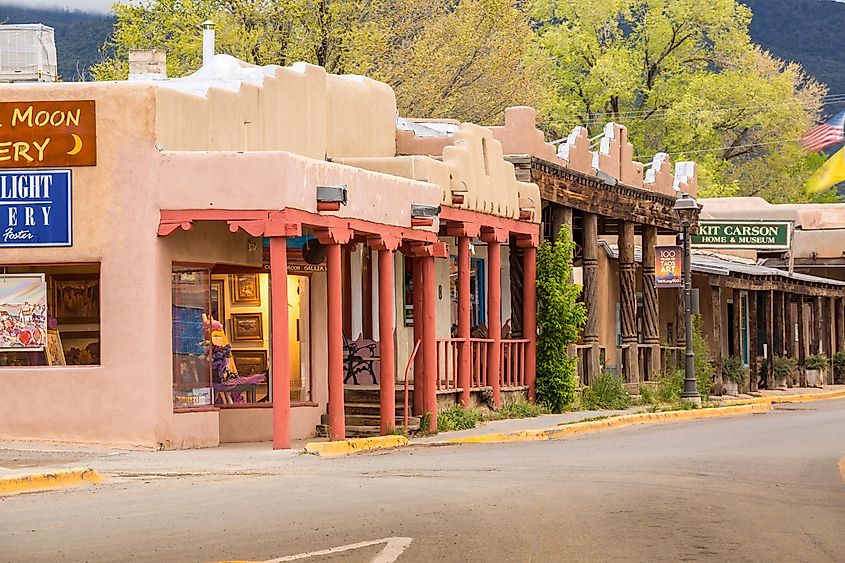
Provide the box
[0,100,97,168]
[691,220,792,250]
[0,170,72,247]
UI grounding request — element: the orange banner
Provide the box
[0,100,96,168]
[655,245,683,288]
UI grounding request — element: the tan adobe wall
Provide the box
[399,106,696,202]
[341,124,541,222]
[153,57,396,161]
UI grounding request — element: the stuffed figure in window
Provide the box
[209,319,238,382]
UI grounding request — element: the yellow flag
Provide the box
[806,147,845,193]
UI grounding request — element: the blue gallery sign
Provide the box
[0,170,71,247]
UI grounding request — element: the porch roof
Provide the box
[600,242,845,295]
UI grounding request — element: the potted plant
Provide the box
[833,351,845,385]
[721,355,747,396]
[772,356,796,390]
[805,354,829,387]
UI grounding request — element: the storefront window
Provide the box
[172,267,213,408]
[206,270,310,405]
[0,265,101,367]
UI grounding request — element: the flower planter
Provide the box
[806,369,826,388]
[723,380,739,396]
[773,376,788,390]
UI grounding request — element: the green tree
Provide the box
[93,0,548,124]
[531,0,835,203]
[535,228,587,412]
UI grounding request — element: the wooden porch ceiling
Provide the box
[508,155,682,233]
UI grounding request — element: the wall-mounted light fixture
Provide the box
[410,204,441,227]
[316,185,348,212]
[595,170,618,187]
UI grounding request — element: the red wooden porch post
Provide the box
[421,253,438,430]
[316,226,353,442]
[457,235,472,406]
[269,236,291,449]
[483,228,507,408]
[412,256,424,415]
[370,235,400,435]
[522,242,538,402]
[326,242,345,440]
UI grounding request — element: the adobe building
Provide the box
[0,48,543,449]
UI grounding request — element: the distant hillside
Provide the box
[1,0,845,100]
[0,5,113,81]
[742,0,845,114]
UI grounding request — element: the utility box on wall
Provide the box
[0,24,58,83]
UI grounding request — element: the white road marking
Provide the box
[261,537,413,563]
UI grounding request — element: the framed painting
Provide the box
[232,350,268,376]
[45,330,66,366]
[230,273,260,304]
[230,312,264,342]
[52,274,100,324]
[0,274,47,351]
[210,279,225,323]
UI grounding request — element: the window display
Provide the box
[171,267,212,408]
[0,265,100,367]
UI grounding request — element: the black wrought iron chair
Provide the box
[343,334,379,384]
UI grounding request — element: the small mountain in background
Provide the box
[0,4,113,81]
[742,0,845,114]
[0,0,844,107]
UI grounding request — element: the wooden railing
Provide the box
[435,338,462,391]
[500,339,529,388]
[470,338,493,388]
[660,345,685,373]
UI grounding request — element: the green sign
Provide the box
[691,220,792,250]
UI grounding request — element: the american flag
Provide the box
[801,111,845,152]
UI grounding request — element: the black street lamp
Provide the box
[673,192,702,404]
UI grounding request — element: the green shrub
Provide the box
[581,372,631,410]
[436,405,482,432]
[491,399,549,420]
[772,355,796,381]
[655,369,684,403]
[806,354,830,371]
[833,351,845,371]
[536,228,587,412]
[637,383,658,405]
[691,315,714,401]
[722,355,747,385]
[833,351,845,383]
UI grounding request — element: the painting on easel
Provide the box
[0,274,47,352]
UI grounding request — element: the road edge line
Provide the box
[722,389,845,406]
[303,435,409,457]
[443,403,772,445]
[0,467,102,496]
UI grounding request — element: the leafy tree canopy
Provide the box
[531,0,836,203]
[92,0,547,124]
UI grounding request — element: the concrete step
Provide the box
[320,413,419,427]
[345,402,412,416]
[343,387,412,403]
[315,423,419,439]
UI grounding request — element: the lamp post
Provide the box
[674,192,701,404]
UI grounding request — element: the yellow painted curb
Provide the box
[304,435,409,457]
[722,389,845,407]
[444,403,772,445]
[0,467,102,496]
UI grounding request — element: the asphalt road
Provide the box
[2,400,845,562]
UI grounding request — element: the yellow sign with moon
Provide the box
[0,100,97,168]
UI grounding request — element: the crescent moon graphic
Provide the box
[67,133,83,156]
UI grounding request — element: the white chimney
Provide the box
[202,20,215,67]
[128,49,166,80]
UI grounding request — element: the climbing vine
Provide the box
[536,228,587,412]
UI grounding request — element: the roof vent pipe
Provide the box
[202,20,215,67]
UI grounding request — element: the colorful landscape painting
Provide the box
[0,275,48,351]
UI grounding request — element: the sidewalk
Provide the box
[2,386,844,492]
